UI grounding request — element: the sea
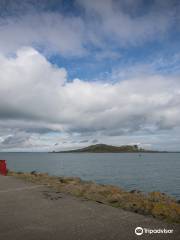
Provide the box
[0,152,179,199]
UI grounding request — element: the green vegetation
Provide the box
[56,143,150,153]
[8,171,180,223]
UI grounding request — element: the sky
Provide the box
[0,0,180,152]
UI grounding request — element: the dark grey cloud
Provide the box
[25,127,60,134]
[1,134,30,146]
[79,139,89,143]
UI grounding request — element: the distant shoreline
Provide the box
[1,151,180,153]
[52,151,170,153]
[51,143,179,153]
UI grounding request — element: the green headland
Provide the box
[54,143,162,153]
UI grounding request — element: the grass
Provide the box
[8,170,180,223]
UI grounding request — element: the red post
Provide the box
[0,160,7,176]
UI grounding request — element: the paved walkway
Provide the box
[0,175,179,240]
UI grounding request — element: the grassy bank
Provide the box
[8,171,180,223]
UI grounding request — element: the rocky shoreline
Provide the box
[8,171,180,223]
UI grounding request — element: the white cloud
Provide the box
[0,0,178,56]
[0,12,85,56]
[77,0,176,46]
[0,47,67,122]
[0,47,180,150]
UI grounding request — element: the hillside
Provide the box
[57,144,148,153]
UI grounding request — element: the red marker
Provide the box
[0,160,7,176]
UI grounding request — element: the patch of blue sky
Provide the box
[47,35,180,82]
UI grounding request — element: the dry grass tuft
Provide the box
[8,171,180,223]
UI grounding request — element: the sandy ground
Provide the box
[0,175,179,240]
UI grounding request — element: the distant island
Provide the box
[53,144,162,153]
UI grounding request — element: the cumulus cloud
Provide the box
[0,1,179,151]
[0,0,179,56]
[0,47,67,122]
[0,12,85,56]
[77,0,178,46]
[0,47,180,150]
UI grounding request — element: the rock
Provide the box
[130,189,141,194]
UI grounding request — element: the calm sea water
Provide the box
[0,152,179,199]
